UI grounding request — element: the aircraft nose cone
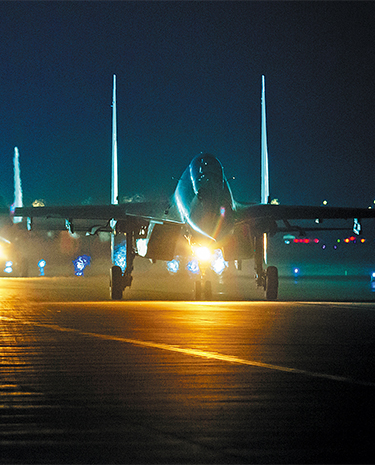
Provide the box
[197,185,220,205]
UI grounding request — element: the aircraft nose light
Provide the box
[195,246,211,262]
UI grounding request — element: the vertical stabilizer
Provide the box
[111,75,118,264]
[111,74,118,205]
[261,75,269,205]
[13,147,23,223]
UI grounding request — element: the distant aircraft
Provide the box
[12,75,375,300]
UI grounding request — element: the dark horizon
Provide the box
[0,1,374,210]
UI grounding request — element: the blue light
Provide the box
[72,255,91,276]
[211,249,228,275]
[187,258,200,274]
[4,261,13,274]
[114,240,127,272]
[167,258,179,274]
[293,267,300,276]
[38,259,46,276]
[283,234,295,245]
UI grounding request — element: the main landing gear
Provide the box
[110,265,134,300]
[254,234,279,300]
[110,265,123,300]
[109,228,135,300]
[255,265,279,301]
[264,265,278,300]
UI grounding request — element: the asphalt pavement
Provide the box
[1,276,375,464]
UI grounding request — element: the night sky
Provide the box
[0,1,374,209]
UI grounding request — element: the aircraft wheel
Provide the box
[195,281,202,300]
[265,266,278,300]
[204,281,212,300]
[110,265,123,300]
[234,259,242,271]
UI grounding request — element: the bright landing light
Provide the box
[194,246,211,262]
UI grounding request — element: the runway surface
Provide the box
[1,276,375,464]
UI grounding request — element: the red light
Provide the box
[344,238,350,243]
[293,238,320,244]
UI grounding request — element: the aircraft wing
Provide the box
[235,204,375,235]
[12,202,183,234]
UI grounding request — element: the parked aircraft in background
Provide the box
[11,76,375,300]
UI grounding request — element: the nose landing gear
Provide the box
[109,264,134,300]
[194,279,213,301]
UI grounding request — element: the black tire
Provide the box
[265,266,278,300]
[110,265,123,300]
[204,281,212,300]
[195,281,202,300]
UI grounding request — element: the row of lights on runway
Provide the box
[286,199,375,250]
[3,259,46,275]
[3,255,91,277]
[284,236,367,248]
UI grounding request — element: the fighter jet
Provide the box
[12,76,375,300]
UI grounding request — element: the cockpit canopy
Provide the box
[190,154,224,195]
